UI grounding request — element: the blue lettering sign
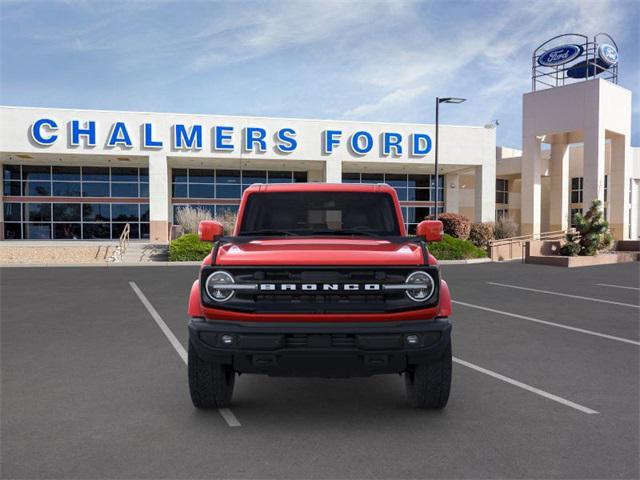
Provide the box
[244,127,267,152]
[107,122,132,148]
[30,118,58,145]
[350,131,373,155]
[323,130,342,154]
[214,126,234,151]
[382,132,403,156]
[71,120,96,147]
[275,128,297,153]
[143,123,163,148]
[411,133,432,156]
[173,124,202,150]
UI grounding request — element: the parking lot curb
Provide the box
[0,261,203,268]
[438,258,492,265]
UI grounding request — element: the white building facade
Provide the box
[0,106,496,243]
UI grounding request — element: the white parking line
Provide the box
[129,281,241,427]
[453,300,640,346]
[596,283,640,291]
[487,282,640,309]
[453,357,599,415]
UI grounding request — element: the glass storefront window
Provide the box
[53,203,81,221]
[4,202,21,221]
[82,182,110,197]
[52,182,81,197]
[25,181,51,196]
[112,204,139,222]
[3,164,21,181]
[83,203,110,221]
[52,166,80,181]
[82,167,109,182]
[22,165,51,181]
[111,183,139,198]
[188,183,215,199]
[25,203,51,222]
[83,223,110,239]
[54,223,81,239]
[3,181,21,196]
[24,223,51,239]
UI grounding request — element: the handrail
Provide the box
[489,229,570,247]
[106,223,131,262]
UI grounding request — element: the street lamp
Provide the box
[434,97,466,219]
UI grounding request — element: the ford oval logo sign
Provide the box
[598,44,618,66]
[538,44,583,67]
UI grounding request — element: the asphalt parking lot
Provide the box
[1,261,639,479]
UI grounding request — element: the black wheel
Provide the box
[404,341,452,409]
[188,340,235,408]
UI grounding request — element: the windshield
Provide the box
[239,191,401,237]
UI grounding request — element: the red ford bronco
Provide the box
[187,183,452,409]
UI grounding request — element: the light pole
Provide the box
[434,97,466,219]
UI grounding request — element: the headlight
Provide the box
[205,271,235,302]
[405,271,435,302]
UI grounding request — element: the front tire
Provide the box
[188,340,235,408]
[404,341,452,409]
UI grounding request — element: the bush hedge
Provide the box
[438,213,471,240]
[428,234,487,260]
[169,233,212,261]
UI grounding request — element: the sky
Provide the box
[1,0,638,148]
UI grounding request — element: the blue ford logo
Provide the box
[538,44,583,67]
[598,44,618,66]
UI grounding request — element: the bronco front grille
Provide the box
[200,266,439,314]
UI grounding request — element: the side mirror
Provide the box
[198,220,224,242]
[417,220,443,242]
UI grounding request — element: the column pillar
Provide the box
[474,163,495,222]
[521,135,542,236]
[609,134,631,240]
[549,134,570,231]
[148,153,170,244]
[582,126,605,212]
[324,159,342,183]
[445,173,459,214]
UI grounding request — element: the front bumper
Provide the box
[188,318,451,378]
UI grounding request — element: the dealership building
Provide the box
[0,35,638,244]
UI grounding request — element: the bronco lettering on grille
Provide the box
[258,283,382,291]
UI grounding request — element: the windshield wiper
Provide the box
[240,229,300,236]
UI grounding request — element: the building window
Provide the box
[3,201,149,240]
[342,172,444,232]
[496,208,509,220]
[570,208,583,228]
[604,175,608,203]
[2,164,149,199]
[496,178,508,204]
[2,164,149,240]
[571,177,583,203]
[171,168,307,223]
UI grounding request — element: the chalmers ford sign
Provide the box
[28,118,434,157]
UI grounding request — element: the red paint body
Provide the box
[188,183,452,323]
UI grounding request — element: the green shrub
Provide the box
[438,213,471,240]
[169,233,212,261]
[428,234,487,260]
[469,222,495,249]
[560,199,613,256]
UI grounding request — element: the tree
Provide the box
[560,199,613,256]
